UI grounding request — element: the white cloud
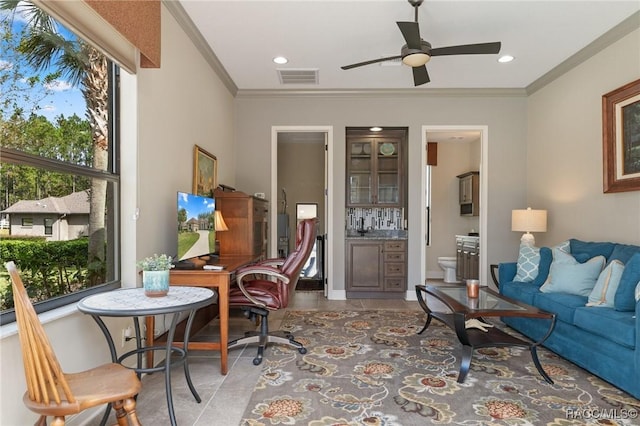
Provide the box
[44,79,72,92]
[0,60,13,71]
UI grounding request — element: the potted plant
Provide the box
[137,253,174,297]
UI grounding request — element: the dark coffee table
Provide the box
[415,284,556,384]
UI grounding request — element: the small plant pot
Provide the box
[143,270,170,297]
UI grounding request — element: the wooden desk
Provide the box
[145,255,259,375]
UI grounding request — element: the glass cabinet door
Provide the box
[376,141,400,204]
[348,140,373,205]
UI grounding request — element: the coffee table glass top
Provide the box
[433,286,526,312]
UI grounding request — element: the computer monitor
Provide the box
[176,191,215,261]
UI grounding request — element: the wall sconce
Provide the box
[511,207,547,246]
[213,210,228,255]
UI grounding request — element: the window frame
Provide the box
[0,64,121,325]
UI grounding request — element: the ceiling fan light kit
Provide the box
[341,0,502,86]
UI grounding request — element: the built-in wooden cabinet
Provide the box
[457,171,479,216]
[346,129,407,207]
[214,189,268,259]
[346,239,407,297]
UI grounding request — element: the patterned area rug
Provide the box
[240,310,639,425]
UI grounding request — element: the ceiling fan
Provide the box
[341,0,502,86]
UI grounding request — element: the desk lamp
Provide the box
[213,210,228,256]
[512,207,547,246]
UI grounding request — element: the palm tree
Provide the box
[1,0,109,283]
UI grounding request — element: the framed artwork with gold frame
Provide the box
[193,145,217,197]
[602,78,640,193]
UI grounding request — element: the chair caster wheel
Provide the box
[298,348,307,354]
[253,357,262,366]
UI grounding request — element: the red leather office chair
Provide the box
[228,218,317,365]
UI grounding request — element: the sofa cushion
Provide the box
[608,243,640,265]
[569,239,615,262]
[573,307,636,349]
[534,292,586,324]
[615,252,640,312]
[531,247,553,286]
[515,244,542,282]
[501,281,540,306]
[540,253,605,297]
[587,260,624,308]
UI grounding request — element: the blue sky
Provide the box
[178,192,216,222]
[0,5,85,122]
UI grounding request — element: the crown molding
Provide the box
[235,88,527,99]
[527,11,640,95]
[163,0,237,96]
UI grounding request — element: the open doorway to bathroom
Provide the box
[423,126,488,286]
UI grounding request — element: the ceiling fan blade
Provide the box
[412,65,430,86]
[341,55,403,70]
[397,21,422,50]
[430,42,501,57]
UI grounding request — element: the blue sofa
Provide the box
[498,239,640,399]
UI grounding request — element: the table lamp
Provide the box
[213,210,228,256]
[511,207,547,246]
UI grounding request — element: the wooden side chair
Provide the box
[5,261,142,426]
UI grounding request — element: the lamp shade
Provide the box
[214,210,228,232]
[511,208,547,233]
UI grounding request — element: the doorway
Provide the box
[271,126,333,297]
[421,126,488,287]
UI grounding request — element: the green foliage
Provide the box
[0,237,93,310]
[136,254,174,271]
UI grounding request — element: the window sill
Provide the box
[0,303,79,340]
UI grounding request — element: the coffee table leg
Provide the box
[415,285,434,334]
[529,315,556,384]
[458,345,474,383]
[530,346,553,384]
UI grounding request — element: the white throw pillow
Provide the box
[587,260,624,307]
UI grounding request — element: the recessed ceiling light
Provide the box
[369,126,383,132]
[498,55,515,63]
[273,56,288,64]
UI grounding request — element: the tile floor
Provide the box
[88,288,432,425]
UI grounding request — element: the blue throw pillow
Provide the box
[608,243,640,265]
[531,247,553,286]
[615,252,640,312]
[540,253,605,297]
[515,244,541,282]
[569,239,615,262]
[587,260,624,307]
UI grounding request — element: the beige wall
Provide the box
[0,5,236,424]
[528,28,640,247]
[234,95,528,292]
[428,140,481,278]
[277,140,326,250]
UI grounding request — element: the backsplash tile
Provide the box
[346,207,404,230]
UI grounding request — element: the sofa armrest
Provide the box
[498,262,517,291]
[636,299,640,375]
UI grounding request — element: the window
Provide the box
[0,5,120,323]
[44,218,53,235]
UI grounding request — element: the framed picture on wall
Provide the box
[602,78,640,193]
[193,145,217,197]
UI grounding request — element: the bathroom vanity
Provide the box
[456,235,480,281]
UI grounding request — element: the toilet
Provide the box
[437,257,458,283]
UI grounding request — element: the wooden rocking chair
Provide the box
[5,261,142,426]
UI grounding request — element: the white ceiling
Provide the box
[178,0,639,91]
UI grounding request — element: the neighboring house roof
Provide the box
[1,190,90,215]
